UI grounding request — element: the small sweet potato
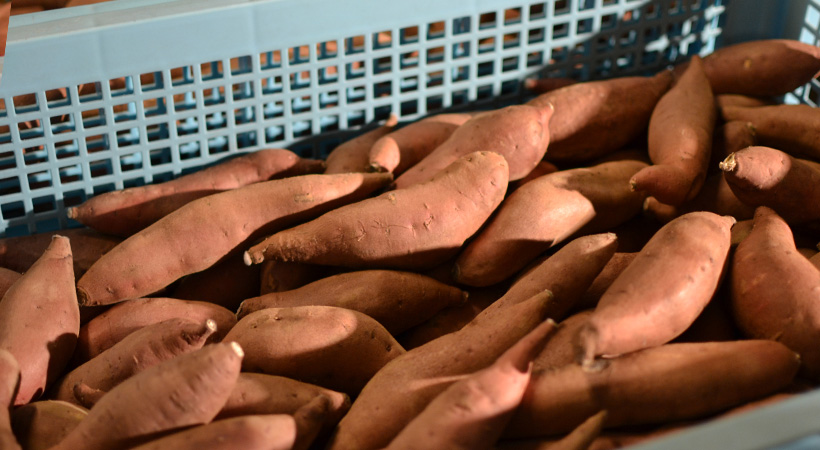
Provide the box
[393,106,551,188]
[10,400,87,450]
[225,306,405,395]
[51,342,244,450]
[246,151,509,270]
[368,113,472,175]
[721,104,820,161]
[630,56,716,206]
[77,172,392,306]
[0,236,78,405]
[575,212,734,368]
[325,115,398,174]
[68,148,326,237]
[731,206,820,380]
[238,270,467,335]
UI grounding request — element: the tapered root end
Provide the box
[384,113,399,128]
[243,251,259,266]
[719,153,737,172]
[66,207,78,219]
[205,319,217,334]
[230,341,244,358]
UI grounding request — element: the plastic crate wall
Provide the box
[0,0,728,237]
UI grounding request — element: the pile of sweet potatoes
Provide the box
[2,38,820,450]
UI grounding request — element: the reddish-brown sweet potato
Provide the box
[0,228,120,279]
[76,172,392,306]
[0,236,78,405]
[10,400,87,450]
[720,146,820,227]
[642,172,755,224]
[710,120,757,167]
[225,306,405,395]
[575,252,637,311]
[0,350,20,450]
[575,212,734,368]
[393,106,551,188]
[259,261,338,294]
[721,104,820,162]
[68,149,325,237]
[527,71,672,163]
[630,56,716,206]
[238,270,467,335]
[245,151,509,270]
[51,342,244,450]
[325,115,398,174]
[453,159,646,286]
[368,113,473,175]
[731,206,820,380]
[504,340,800,438]
[127,414,298,450]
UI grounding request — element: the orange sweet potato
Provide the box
[453,159,646,286]
[245,151,509,270]
[701,39,820,96]
[51,342,244,450]
[504,340,799,438]
[69,148,325,237]
[393,106,551,188]
[77,172,392,306]
[720,146,820,227]
[238,270,467,335]
[10,400,87,450]
[0,236,78,405]
[368,113,472,175]
[575,212,734,368]
[642,172,755,224]
[731,206,820,380]
[225,306,405,395]
[721,104,820,162]
[325,115,398,174]
[527,71,672,163]
[630,56,716,206]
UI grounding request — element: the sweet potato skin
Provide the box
[127,415,298,450]
[731,206,820,380]
[10,400,87,450]
[721,104,820,162]
[0,228,120,279]
[0,236,78,406]
[0,350,20,450]
[325,116,398,174]
[246,151,509,270]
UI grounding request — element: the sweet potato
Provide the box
[508,160,560,192]
[0,268,20,302]
[51,342,244,450]
[393,106,551,188]
[575,212,734,368]
[0,236,78,405]
[77,172,392,306]
[385,320,557,450]
[731,206,820,380]
[721,104,820,162]
[325,115,398,174]
[127,414,298,450]
[260,260,337,294]
[810,252,820,271]
[10,400,87,450]
[504,340,800,438]
[642,172,755,223]
[527,71,672,163]
[533,310,592,373]
[0,350,20,450]
[68,148,325,236]
[715,94,774,109]
[674,286,740,343]
[51,318,216,404]
[720,146,820,227]
[497,410,608,450]
[74,297,236,364]
[630,56,715,206]
[453,159,646,286]
[710,120,757,167]
[245,151,509,270]
[0,228,120,279]
[575,253,637,311]
[326,290,554,450]
[170,250,261,312]
[293,395,337,450]
[217,373,350,428]
[368,113,472,174]
[523,77,578,93]
[238,270,467,335]
[701,39,820,96]
[225,306,405,395]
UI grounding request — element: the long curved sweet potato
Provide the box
[77,172,392,306]
[701,39,820,96]
[504,340,799,438]
[630,56,715,206]
[575,212,734,368]
[0,236,78,405]
[721,104,820,161]
[10,400,87,450]
[326,290,554,450]
[245,151,509,270]
[385,320,557,450]
[368,113,472,174]
[527,71,672,163]
[393,106,551,188]
[0,350,20,450]
[731,206,820,380]
[453,159,646,286]
[69,148,325,237]
[224,306,405,395]
[51,318,216,404]
[74,297,236,364]
[51,342,244,450]
[720,146,820,227]
[325,115,398,174]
